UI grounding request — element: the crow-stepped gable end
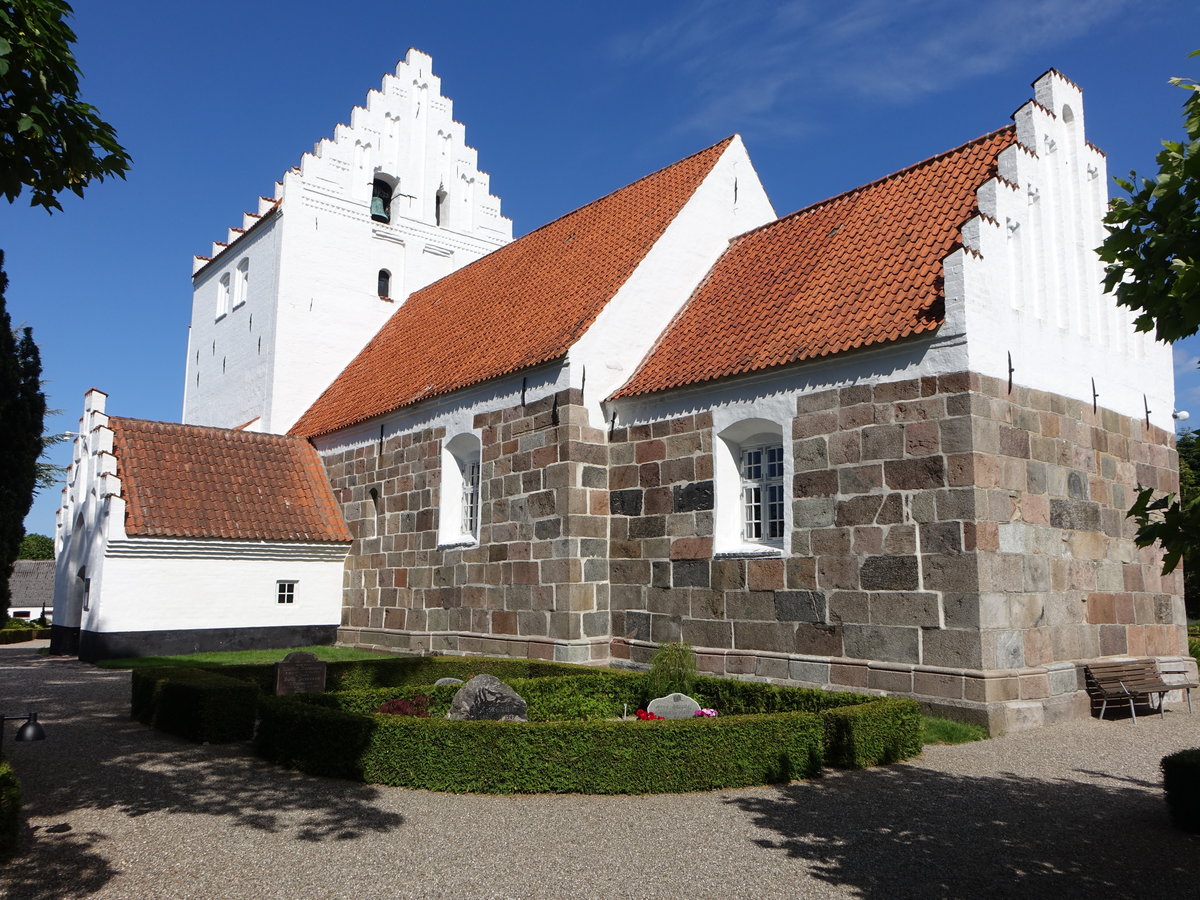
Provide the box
[183,49,511,437]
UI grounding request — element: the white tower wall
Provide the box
[183,49,512,434]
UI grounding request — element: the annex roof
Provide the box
[613,126,1018,399]
[108,418,351,542]
[291,137,735,438]
[9,560,54,611]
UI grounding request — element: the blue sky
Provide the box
[5,0,1200,537]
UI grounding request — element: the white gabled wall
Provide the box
[571,136,777,425]
[55,390,349,647]
[53,388,114,632]
[957,71,1173,429]
[183,49,512,434]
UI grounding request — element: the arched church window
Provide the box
[371,178,394,223]
[378,269,391,299]
[234,258,249,308]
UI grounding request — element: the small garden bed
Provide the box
[130,654,924,794]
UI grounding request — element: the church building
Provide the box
[54,52,1191,733]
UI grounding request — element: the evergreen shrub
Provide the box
[0,757,19,859]
[647,641,696,698]
[132,666,259,743]
[1162,747,1200,832]
[0,630,32,644]
[256,696,825,793]
[821,697,924,768]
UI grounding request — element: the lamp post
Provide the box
[0,712,46,748]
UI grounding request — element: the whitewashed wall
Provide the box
[54,389,349,653]
[183,49,512,434]
[611,72,1173,431]
[88,543,346,633]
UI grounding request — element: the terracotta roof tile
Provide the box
[613,126,1016,399]
[291,137,734,438]
[109,418,351,542]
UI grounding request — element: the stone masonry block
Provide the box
[870,592,941,628]
[859,555,919,590]
[735,621,795,653]
[795,624,844,656]
[775,590,827,623]
[885,457,946,490]
[843,624,920,664]
[673,481,714,512]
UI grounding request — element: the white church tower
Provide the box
[182,49,512,434]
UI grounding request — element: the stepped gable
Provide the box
[613,126,1017,399]
[108,418,350,542]
[291,137,735,438]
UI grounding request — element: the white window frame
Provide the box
[714,418,789,555]
[276,581,296,604]
[438,431,482,546]
[740,442,785,546]
[216,273,231,319]
[234,258,249,308]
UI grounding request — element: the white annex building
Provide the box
[54,53,1191,732]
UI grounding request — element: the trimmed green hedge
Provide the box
[0,630,33,645]
[255,695,825,793]
[132,667,260,743]
[130,655,924,791]
[822,698,923,768]
[213,656,620,693]
[0,757,19,859]
[1162,747,1200,832]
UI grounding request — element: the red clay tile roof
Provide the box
[613,126,1017,399]
[291,137,735,438]
[109,418,351,542]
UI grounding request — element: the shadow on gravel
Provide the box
[728,763,1200,898]
[3,659,404,865]
[2,826,117,900]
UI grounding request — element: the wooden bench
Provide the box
[1083,659,1199,723]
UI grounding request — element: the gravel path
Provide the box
[1,642,1198,899]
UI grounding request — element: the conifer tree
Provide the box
[0,251,46,619]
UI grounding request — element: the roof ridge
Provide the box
[730,125,1016,243]
[109,416,304,443]
[508,135,736,243]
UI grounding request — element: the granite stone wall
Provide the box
[327,371,1188,732]
[607,371,1188,731]
[329,389,611,663]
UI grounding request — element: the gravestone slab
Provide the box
[434,677,465,687]
[646,693,701,719]
[274,651,327,695]
[445,674,527,721]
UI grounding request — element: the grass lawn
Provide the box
[922,716,988,745]
[96,645,394,670]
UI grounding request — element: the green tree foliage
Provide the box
[0,0,130,211]
[1098,51,1200,341]
[17,532,52,559]
[0,252,46,619]
[1103,53,1200,597]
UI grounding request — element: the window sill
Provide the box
[214,313,227,323]
[714,546,783,559]
[232,301,246,310]
[437,539,478,551]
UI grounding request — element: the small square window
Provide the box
[276,581,296,604]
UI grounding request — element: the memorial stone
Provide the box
[274,651,327,695]
[646,693,701,719]
[445,674,527,721]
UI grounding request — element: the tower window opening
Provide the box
[371,178,393,223]
[378,269,391,299]
[435,187,448,226]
